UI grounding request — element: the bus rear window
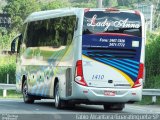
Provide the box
[83,11,142,37]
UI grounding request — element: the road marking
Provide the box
[125,105,160,113]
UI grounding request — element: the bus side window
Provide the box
[24,15,76,48]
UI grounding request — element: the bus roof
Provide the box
[24,8,142,23]
[24,8,82,23]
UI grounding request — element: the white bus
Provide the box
[11,8,145,110]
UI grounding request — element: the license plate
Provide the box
[104,91,116,96]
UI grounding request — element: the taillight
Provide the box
[132,79,141,88]
[132,63,144,88]
[75,60,88,86]
[138,63,144,79]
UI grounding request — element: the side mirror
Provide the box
[10,34,22,54]
[11,39,16,53]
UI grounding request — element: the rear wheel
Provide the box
[103,103,125,111]
[23,80,34,104]
[54,82,65,109]
[65,101,75,109]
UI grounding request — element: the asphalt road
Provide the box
[0,99,160,120]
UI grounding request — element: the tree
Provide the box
[0,0,7,12]
[70,0,96,8]
[41,0,70,10]
[3,0,41,32]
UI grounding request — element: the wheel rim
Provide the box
[55,84,60,107]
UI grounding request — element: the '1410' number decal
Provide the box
[92,75,104,80]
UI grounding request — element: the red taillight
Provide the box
[138,63,144,79]
[132,79,141,88]
[132,63,144,88]
[75,60,88,86]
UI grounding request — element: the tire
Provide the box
[103,103,125,111]
[54,82,65,109]
[22,80,34,104]
[65,101,75,109]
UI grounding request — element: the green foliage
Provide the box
[136,96,152,105]
[41,0,70,10]
[72,0,91,3]
[136,96,160,105]
[0,34,10,50]
[3,0,41,31]
[0,29,17,50]
[145,33,160,88]
[0,55,16,84]
[117,0,143,6]
[0,27,9,50]
[103,0,118,7]
[71,3,95,8]
[0,0,6,12]
[0,90,22,98]
[103,0,110,6]
[71,0,96,8]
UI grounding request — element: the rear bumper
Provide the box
[71,83,142,103]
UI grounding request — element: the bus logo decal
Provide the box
[86,15,140,31]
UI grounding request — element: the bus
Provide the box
[11,8,145,110]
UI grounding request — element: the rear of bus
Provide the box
[74,9,145,104]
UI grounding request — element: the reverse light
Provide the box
[75,60,88,86]
[132,63,144,88]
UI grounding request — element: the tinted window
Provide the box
[83,11,142,37]
[25,15,76,47]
